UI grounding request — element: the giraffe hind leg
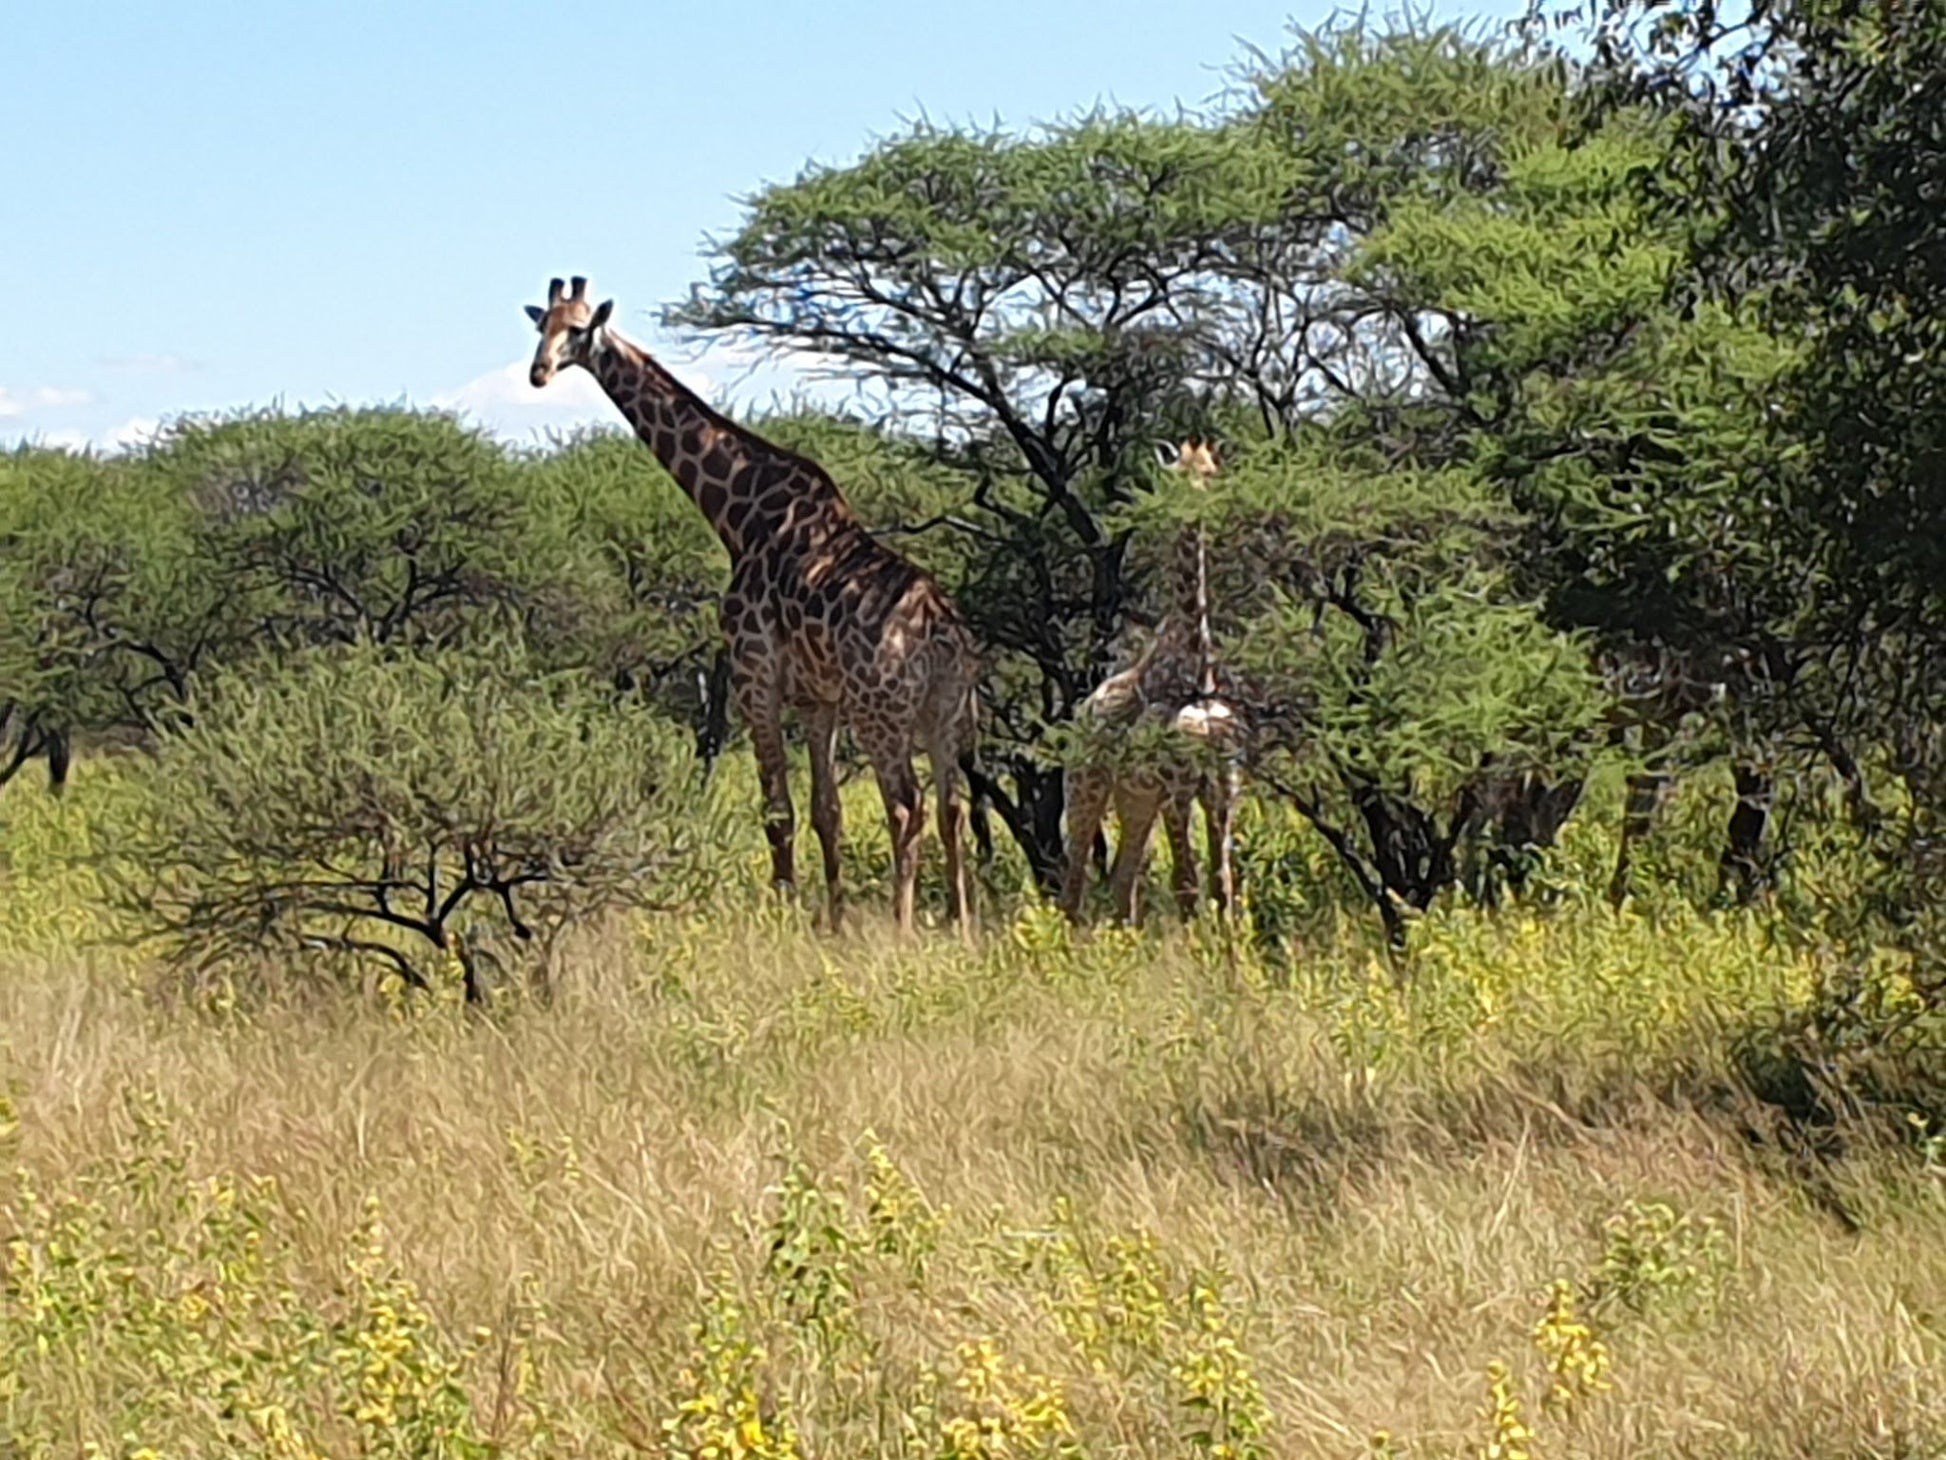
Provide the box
[1060,765,1113,921]
[1204,765,1239,918]
[870,755,927,935]
[1161,789,1200,921]
[1104,787,1162,925]
[929,724,975,940]
[804,703,845,931]
[734,669,796,897]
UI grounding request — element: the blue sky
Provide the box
[2,0,1525,451]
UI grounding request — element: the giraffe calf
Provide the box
[1058,439,1242,925]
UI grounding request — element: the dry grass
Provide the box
[3,874,1943,1456]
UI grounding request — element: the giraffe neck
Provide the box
[1167,519,1218,698]
[587,330,848,557]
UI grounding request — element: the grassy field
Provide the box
[2,765,1942,1458]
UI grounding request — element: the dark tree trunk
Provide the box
[44,728,70,797]
[1609,770,1670,907]
[456,943,486,1006]
[967,754,1066,893]
[1354,784,1464,915]
[1717,763,1774,905]
[1467,773,1585,904]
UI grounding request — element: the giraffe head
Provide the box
[525,276,614,387]
[1156,437,1221,486]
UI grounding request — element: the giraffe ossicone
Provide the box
[526,276,982,935]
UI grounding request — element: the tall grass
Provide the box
[1,761,1942,1457]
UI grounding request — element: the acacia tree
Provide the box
[671,21,1639,917]
[0,412,553,756]
[0,411,715,763]
[111,644,731,1003]
[0,445,238,752]
[1338,85,1818,899]
[1118,424,1608,940]
[145,406,549,650]
[515,428,732,757]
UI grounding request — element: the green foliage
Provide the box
[1355,128,1681,373]
[0,407,999,784]
[512,428,728,730]
[1246,567,1603,791]
[1243,18,1568,218]
[0,760,129,954]
[1559,0,1946,1091]
[106,643,731,1001]
[140,406,541,649]
[671,98,1328,877]
[668,19,1635,892]
[8,5,1935,971]
[0,444,228,738]
[1587,1198,1731,1322]
[756,1155,858,1350]
[1123,425,1608,933]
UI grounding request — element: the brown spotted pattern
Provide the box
[527,277,980,934]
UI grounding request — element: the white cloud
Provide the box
[429,335,833,445]
[0,384,97,419]
[4,415,162,455]
[430,360,622,443]
[101,415,162,450]
[31,385,94,409]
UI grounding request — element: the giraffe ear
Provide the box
[1154,441,1181,468]
[524,304,546,326]
[589,299,614,331]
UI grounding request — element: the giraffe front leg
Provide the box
[1609,769,1666,907]
[1203,765,1240,919]
[804,703,845,932]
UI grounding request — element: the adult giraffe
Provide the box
[526,277,980,934]
[1059,439,1242,924]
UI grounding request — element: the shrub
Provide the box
[106,643,732,1002]
[0,444,228,743]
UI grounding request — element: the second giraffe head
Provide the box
[525,276,613,387]
[1155,437,1221,485]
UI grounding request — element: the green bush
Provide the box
[0,444,224,743]
[140,406,543,650]
[106,643,733,1003]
